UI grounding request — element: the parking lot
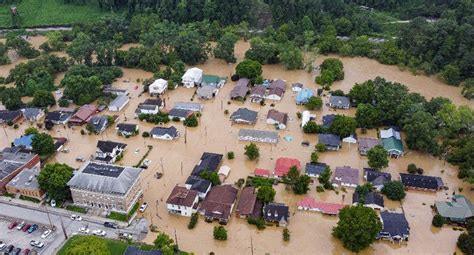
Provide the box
[0,216,55,254]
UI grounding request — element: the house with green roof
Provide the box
[201,75,226,88]
[435,195,474,224]
[382,137,404,158]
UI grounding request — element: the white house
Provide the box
[150,126,179,140]
[95,140,127,164]
[182,67,203,88]
[301,111,311,127]
[166,186,199,217]
[342,134,357,144]
[149,79,168,96]
[108,95,130,112]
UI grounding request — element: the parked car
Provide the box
[16,222,25,230]
[5,245,14,253]
[22,248,30,255]
[103,222,118,229]
[12,247,21,255]
[75,157,85,162]
[29,240,44,248]
[0,241,6,250]
[40,230,51,239]
[22,224,32,232]
[79,227,89,234]
[92,230,106,236]
[8,221,18,229]
[50,200,56,207]
[139,203,148,212]
[118,233,133,240]
[71,215,82,221]
[27,224,38,233]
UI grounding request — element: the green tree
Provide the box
[66,32,94,65]
[303,121,322,134]
[310,151,319,163]
[461,79,474,100]
[432,214,446,227]
[457,233,474,255]
[381,181,406,201]
[355,103,381,129]
[244,143,260,160]
[278,45,303,70]
[32,133,55,157]
[333,205,382,252]
[0,87,23,110]
[154,232,175,255]
[257,186,276,204]
[282,166,310,195]
[62,236,110,255]
[245,37,279,64]
[329,115,357,137]
[200,171,221,186]
[45,31,65,51]
[235,59,262,79]
[316,58,344,86]
[174,30,210,65]
[183,114,199,127]
[440,64,461,86]
[213,226,227,240]
[31,90,55,108]
[37,163,73,201]
[318,166,332,189]
[407,163,418,174]
[304,96,323,110]
[24,127,39,135]
[283,228,290,242]
[62,75,102,105]
[367,145,389,169]
[315,143,327,153]
[214,32,239,63]
[403,111,438,154]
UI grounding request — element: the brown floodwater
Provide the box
[0,38,472,254]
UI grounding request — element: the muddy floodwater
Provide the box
[1,37,473,254]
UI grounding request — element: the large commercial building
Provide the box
[0,147,40,193]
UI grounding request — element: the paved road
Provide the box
[0,202,146,254]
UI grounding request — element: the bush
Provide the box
[457,233,474,255]
[244,143,260,160]
[227,151,235,159]
[316,143,327,152]
[407,163,417,174]
[316,186,325,192]
[283,228,290,242]
[172,116,181,122]
[58,98,70,107]
[247,217,266,230]
[381,181,406,201]
[66,205,87,214]
[416,168,424,175]
[183,114,199,127]
[224,109,229,115]
[188,213,198,229]
[142,131,150,138]
[213,226,227,240]
[296,112,302,119]
[432,214,446,228]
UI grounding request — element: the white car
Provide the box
[139,203,148,213]
[30,240,44,248]
[92,230,106,236]
[71,215,83,221]
[79,227,90,234]
[0,241,6,250]
[16,221,25,230]
[50,200,56,207]
[119,233,133,240]
[41,229,52,239]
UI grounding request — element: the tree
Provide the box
[174,30,210,65]
[432,214,446,227]
[244,143,260,160]
[214,32,239,63]
[213,226,227,240]
[183,114,198,127]
[62,236,110,255]
[31,90,55,108]
[367,145,389,169]
[282,166,311,195]
[315,143,327,153]
[0,87,23,110]
[188,213,198,229]
[310,151,319,163]
[333,205,382,252]
[257,186,276,204]
[403,110,438,154]
[440,64,461,86]
[245,38,279,64]
[407,163,418,174]
[315,58,344,86]
[381,181,406,201]
[66,32,94,65]
[461,79,474,100]
[278,45,303,70]
[318,166,332,189]
[283,228,290,242]
[24,127,38,135]
[329,115,357,137]
[457,233,474,255]
[32,133,55,157]
[303,121,322,134]
[304,96,323,110]
[62,75,102,105]
[37,163,73,201]
[235,59,262,80]
[200,171,221,186]
[355,103,381,129]
[154,232,175,254]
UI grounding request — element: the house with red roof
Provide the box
[274,157,301,178]
[297,197,345,215]
[68,104,98,125]
[254,168,270,178]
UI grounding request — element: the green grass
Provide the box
[65,205,87,213]
[0,0,108,28]
[57,235,155,255]
[19,195,40,203]
[107,202,140,222]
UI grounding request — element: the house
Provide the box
[173,102,203,112]
[435,195,474,224]
[399,173,444,191]
[236,186,262,218]
[329,96,350,109]
[6,167,43,200]
[249,85,266,103]
[297,197,345,215]
[332,166,359,188]
[168,108,193,121]
[266,109,288,129]
[0,148,40,193]
[274,157,301,178]
[301,111,311,127]
[13,134,34,150]
[95,140,127,164]
[380,127,401,140]
[53,137,67,152]
[358,138,382,156]
[197,86,218,100]
[230,79,250,100]
[265,87,285,101]
[377,212,410,243]
[0,110,22,124]
[201,75,226,88]
[364,168,391,191]
[295,88,314,105]
[254,168,270,178]
[135,99,164,116]
[238,129,278,144]
[103,84,129,96]
[123,246,163,255]
[45,110,73,125]
[149,78,168,96]
[292,83,303,92]
[88,115,110,134]
[318,134,341,151]
[166,185,199,217]
[218,166,231,182]
[230,108,258,125]
[150,126,179,140]
[382,137,404,158]
[69,104,97,126]
[342,133,357,144]
[322,114,336,129]
[182,67,203,88]
[22,108,44,122]
[67,161,143,214]
[185,175,212,200]
[263,202,289,227]
[352,192,384,210]
[268,79,286,91]
[191,152,223,177]
[108,95,130,112]
[305,162,328,178]
[200,184,238,224]
[116,123,139,137]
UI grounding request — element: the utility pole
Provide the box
[160,157,164,174]
[44,205,53,229]
[184,127,187,144]
[59,215,68,240]
[155,200,161,219]
[250,235,254,255]
[180,161,183,176]
[174,228,179,249]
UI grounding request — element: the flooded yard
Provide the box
[0,38,472,254]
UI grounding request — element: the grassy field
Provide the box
[0,0,108,28]
[57,236,156,255]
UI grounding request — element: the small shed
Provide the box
[218,165,231,182]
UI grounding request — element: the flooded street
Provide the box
[0,38,473,254]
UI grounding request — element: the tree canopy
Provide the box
[367,145,389,170]
[37,163,74,201]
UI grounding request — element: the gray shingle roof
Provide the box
[230,108,258,123]
[109,95,129,108]
[150,126,178,137]
[435,195,474,220]
[318,134,341,147]
[329,96,350,108]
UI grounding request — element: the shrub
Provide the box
[407,163,417,174]
[224,109,229,115]
[80,130,85,135]
[142,131,150,138]
[227,151,235,159]
[381,181,406,201]
[188,213,198,229]
[247,217,266,230]
[283,228,290,241]
[296,112,302,119]
[316,186,325,192]
[416,168,424,175]
[316,143,327,152]
[172,116,181,122]
[432,214,446,228]
[244,143,260,160]
[183,114,199,127]
[213,226,227,240]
